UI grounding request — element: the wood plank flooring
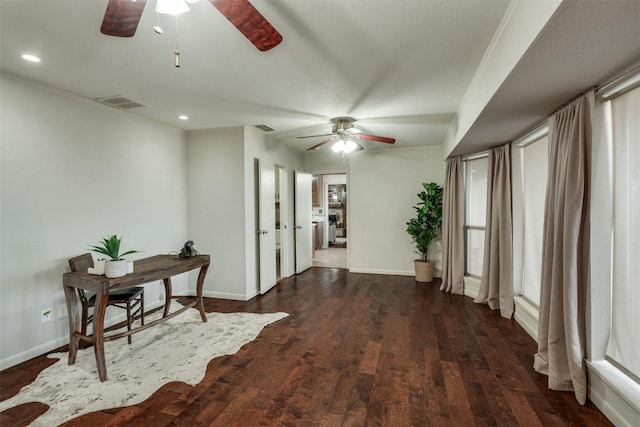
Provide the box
[1,268,612,426]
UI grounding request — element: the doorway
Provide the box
[275,165,288,280]
[312,173,348,269]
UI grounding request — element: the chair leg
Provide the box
[140,293,144,326]
[126,302,132,344]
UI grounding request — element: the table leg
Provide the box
[162,277,172,317]
[63,284,80,365]
[93,289,109,381]
[196,263,210,322]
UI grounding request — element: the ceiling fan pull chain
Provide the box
[174,16,180,67]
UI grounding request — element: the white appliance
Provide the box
[328,224,336,243]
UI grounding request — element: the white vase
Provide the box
[105,260,128,278]
[88,260,106,275]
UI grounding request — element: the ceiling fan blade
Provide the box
[100,0,147,37]
[354,141,365,152]
[306,138,334,151]
[359,134,396,144]
[297,133,333,139]
[208,0,283,51]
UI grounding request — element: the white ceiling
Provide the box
[1,0,639,156]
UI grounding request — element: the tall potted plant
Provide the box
[406,182,443,282]
[89,235,140,278]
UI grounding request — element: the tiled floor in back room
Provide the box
[313,247,347,269]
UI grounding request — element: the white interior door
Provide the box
[294,171,313,273]
[257,158,277,294]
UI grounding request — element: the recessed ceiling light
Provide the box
[22,54,41,63]
[179,115,189,120]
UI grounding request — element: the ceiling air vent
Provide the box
[95,96,145,110]
[254,124,275,132]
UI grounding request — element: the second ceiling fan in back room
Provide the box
[298,117,396,153]
[99,0,283,52]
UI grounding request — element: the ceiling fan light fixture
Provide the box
[156,0,190,15]
[344,139,358,153]
[331,139,345,153]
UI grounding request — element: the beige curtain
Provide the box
[440,156,464,294]
[474,144,513,318]
[534,91,593,405]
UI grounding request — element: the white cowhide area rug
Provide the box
[0,303,288,426]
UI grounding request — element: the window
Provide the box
[464,156,488,276]
[607,85,640,381]
[520,136,548,305]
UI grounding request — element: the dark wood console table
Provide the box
[62,254,210,381]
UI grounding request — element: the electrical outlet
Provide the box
[57,304,67,318]
[41,308,52,323]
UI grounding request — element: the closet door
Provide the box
[256,158,277,294]
[294,171,313,273]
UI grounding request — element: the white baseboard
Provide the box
[0,299,167,371]
[348,268,415,276]
[347,268,443,279]
[202,289,252,301]
[587,360,640,427]
[0,336,69,371]
[463,276,480,299]
[513,296,538,342]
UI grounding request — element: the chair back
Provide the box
[68,254,94,304]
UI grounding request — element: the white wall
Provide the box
[186,126,304,301]
[442,0,562,158]
[0,74,189,369]
[186,127,248,300]
[306,146,444,276]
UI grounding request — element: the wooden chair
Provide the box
[68,254,144,344]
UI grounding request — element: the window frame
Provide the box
[463,154,488,278]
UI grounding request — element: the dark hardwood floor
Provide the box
[1,268,612,426]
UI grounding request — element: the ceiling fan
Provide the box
[100,0,283,52]
[298,117,396,153]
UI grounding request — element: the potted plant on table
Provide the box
[89,235,140,278]
[406,182,443,282]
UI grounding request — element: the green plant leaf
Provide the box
[88,234,140,261]
[406,182,443,262]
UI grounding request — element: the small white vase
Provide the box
[105,260,128,278]
[88,260,106,275]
